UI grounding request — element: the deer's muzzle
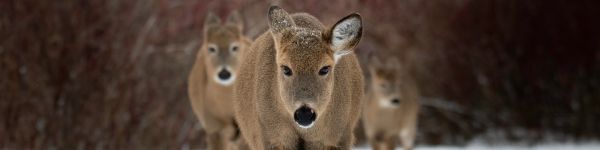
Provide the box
[293,106,316,128]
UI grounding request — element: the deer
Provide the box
[361,56,420,150]
[188,11,251,150]
[233,6,365,149]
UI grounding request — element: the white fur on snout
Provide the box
[296,121,315,129]
[378,98,399,109]
[293,104,316,129]
[213,66,236,86]
[214,75,235,86]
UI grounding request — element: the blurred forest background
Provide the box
[1,0,599,149]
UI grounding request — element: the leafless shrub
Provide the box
[1,0,599,148]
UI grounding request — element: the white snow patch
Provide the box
[353,141,600,150]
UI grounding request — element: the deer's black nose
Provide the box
[391,98,401,105]
[218,69,231,80]
[294,106,316,128]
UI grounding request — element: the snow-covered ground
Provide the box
[353,142,600,150]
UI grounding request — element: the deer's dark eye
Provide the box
[282,65,292,76]
[318,66,331,76]
[208,47,216,53]
[231,46,239,52]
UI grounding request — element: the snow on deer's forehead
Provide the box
[281,28,333,70]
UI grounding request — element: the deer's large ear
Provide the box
[328,13,362,62]
[226,11,243,31]
[204,12,221,33]
[268,6,295,45]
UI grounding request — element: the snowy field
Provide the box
[353,142,600,150]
